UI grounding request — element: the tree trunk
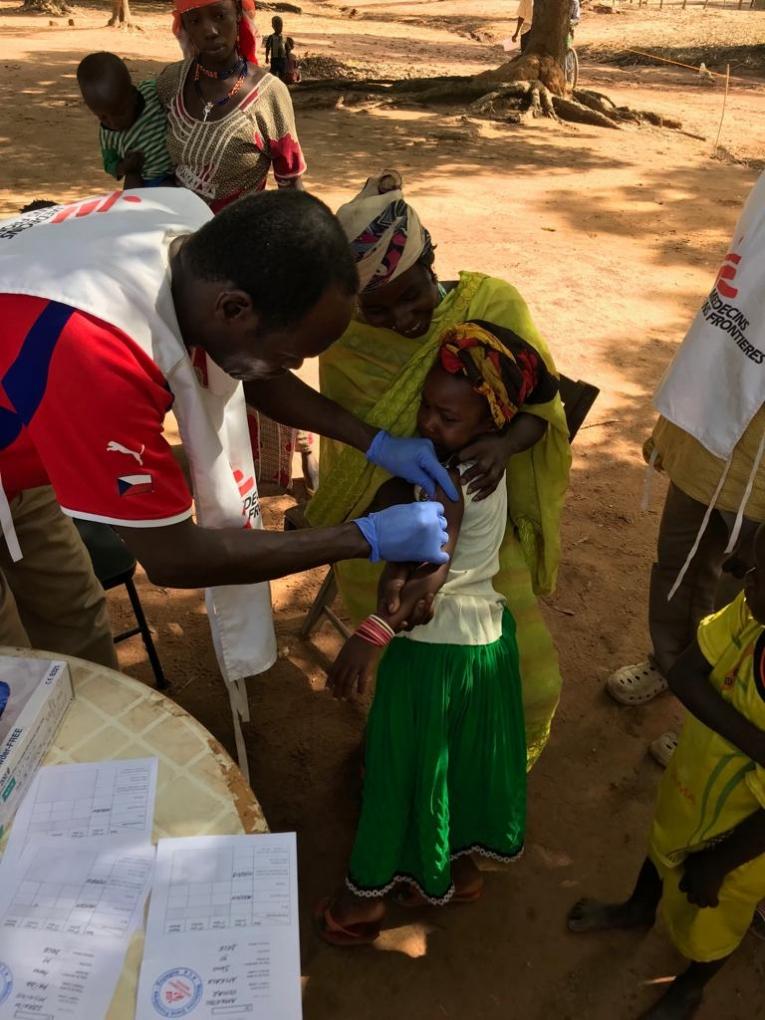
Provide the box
[107,0,133,26]
[474,0,568,95]
[19,0,71,14]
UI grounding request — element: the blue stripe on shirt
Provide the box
[3,300,74,426]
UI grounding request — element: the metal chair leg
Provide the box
[299,569,351,640]
[299,570,336,637]
[124,577,169,690]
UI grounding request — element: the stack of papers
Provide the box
[0,758,303,1019]
[0,842,155,1017]
[2,757,158,864]
[0,758,158,1018]
[136,833,301,1020]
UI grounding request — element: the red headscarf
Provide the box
[172,0,259,65]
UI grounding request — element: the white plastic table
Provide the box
[0,647,268,1019]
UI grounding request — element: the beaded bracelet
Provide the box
[354,614,395,648]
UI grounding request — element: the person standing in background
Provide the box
[157,0,309,488]
[284,37,301,84]
[265,16,288,81]
[157,0,306,210]
[512,0,533,52]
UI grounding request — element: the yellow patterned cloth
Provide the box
[307,272,571,768]
[649,593,765,962]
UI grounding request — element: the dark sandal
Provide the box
[314,897,381,947]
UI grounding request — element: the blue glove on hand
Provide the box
[367,431,459,501]
[354,502,449,564]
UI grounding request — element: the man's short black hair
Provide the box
[184,190,358,330]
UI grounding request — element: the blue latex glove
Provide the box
[367,431,459,501]
[354,502,449,564]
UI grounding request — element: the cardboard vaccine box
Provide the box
[0,656,73,841]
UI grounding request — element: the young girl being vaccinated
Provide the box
[316,320,560,945]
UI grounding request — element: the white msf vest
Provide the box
[654,171,765,460]
[0,188,276,682]
[652,172,765,595]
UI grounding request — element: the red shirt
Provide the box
[0,294,193,526]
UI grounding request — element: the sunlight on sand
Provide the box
[374,922,437,959]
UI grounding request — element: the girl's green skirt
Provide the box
[348,610,527,904]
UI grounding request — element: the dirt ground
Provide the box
[3,0,765,1016]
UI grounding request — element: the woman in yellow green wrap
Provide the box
[307,171,571,768]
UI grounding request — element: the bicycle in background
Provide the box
[566,0,580,90]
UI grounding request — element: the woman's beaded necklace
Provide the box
[193,54,248,122]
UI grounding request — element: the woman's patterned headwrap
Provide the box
[336,170,433,293]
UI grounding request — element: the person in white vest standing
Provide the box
[0,187,457,710]
[605,172,765,767]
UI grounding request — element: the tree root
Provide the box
[537,82,558,120]
[554,93,621,128]
[258,1,302,11]
[570,88,682,129]
[292,74,683,132]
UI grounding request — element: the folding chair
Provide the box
[73,518,169,689]
[286,373,600,641]
[558,375,600,443]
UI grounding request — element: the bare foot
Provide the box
[567,897,655,933]
[639,982,703,1020]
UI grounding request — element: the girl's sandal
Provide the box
[314,897,381,947]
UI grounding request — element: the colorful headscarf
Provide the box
[172,0,259,65]
[438,321,542,429]
[335,171,433,293]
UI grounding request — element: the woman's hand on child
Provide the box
[457,433,511,501]
[679,848,728,908]
[458,414,547,500]
[326,635,378,701]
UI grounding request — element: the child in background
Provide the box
[284,37,301,84]
[77,52,174,190]
[569,526,765,1019]
[316,320,561,946]
[265,17,288,80]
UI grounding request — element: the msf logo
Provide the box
[234,468,260,529]
[49,191,142,224]
[715,251,741,300]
